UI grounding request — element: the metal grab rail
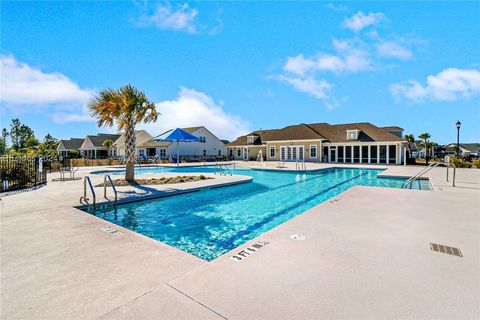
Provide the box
[446,163,456,187]
[402,162,440,189]
[103,174,118,203]
[295,160,306,172]
[80,176,96,206]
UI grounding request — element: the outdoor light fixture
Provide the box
[456,120,461,156]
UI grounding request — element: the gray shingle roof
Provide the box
[227,122,404,147]
[58,138,84,150]
[87,134,121,147]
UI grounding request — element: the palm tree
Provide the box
[89,85,158,181]
[103,139,114,157]
[404,133,415,164]
[103,139,114,165]
[418,132,431,165]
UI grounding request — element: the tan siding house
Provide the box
[227,122,406,165]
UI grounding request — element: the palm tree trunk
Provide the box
[125,123,136,181]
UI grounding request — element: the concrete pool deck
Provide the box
[1,163,479,319]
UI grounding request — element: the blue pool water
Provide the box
[86,167,430,261]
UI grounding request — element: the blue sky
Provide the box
[1,1,479,143]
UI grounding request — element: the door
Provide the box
[280,147,286,161]
[329,147,337,162]
[285,146,304,161]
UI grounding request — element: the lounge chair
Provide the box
[276,161,287,168]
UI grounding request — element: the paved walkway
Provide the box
[1,163,479,319]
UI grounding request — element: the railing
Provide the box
[402,162,440,189]
[103,174,118,204]
[0,156,47,193]
[213,163,234,176]
[295,160,306,172]
[80,176,96,206]
[446,163,456,187]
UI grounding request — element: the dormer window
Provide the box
[247,135,257,144]
[346,129,360,140]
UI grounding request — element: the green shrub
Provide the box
[472,159,480,169]
[450,156,471,168]
[199,175,206,180]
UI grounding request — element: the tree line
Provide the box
[0,118,58,157]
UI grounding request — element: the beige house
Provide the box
[113,130,154,157]
[79,134,121,159]
[227,122,406,164]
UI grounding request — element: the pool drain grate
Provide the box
[430,243,462,257]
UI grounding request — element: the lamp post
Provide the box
[456,121,461,156]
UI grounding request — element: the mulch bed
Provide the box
[95,175,212,187]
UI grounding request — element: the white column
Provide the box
[404,147,407,166]
[359,146,363,163]
[386,145,390,164]
[335,146,338,163]
[343,146,346,163]
[396,144,400,164]
[368,145,371,164]
[351,146,354,164]
[377,145,380,163]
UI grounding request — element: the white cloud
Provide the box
[276,75,332,100]
[282,39,372,77]
[138,87,250,140]
[137,3,197,33]
[391,68,480,102]
[376,41,412,60]
[343,11,386,32]
[135,3,221,35]
[326,3,348,12]
[0,55,92,106]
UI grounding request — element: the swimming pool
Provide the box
[85,167,430,261]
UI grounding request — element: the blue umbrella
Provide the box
[154,128,200,166]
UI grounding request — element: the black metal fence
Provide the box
[0,157,48,193]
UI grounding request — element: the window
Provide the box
[237,149,241,157]
[371,145,378,163]
[270,146,275,158]
[353,146,360,163]
[229,149,233,157]
[281,147,286,160]
[159,148,166,157]
[218,150,221,156]
[345,146,352,162]
[203,150,207,156]
[310,145,317,158]
[346,130,360,140]
[247,136,256,144]
[139,149,145,156]
[287,147,292,160]
[389,145,396,163]
[199,136,206,143]
[361,146,368,162]
[338,146,344,162]
[379,145,387,163]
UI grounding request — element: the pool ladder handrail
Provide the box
[103,174,118,204]
[80,176,96,206]
[446,162,456,187]
[295,160,306,172]
[402,162,440,189]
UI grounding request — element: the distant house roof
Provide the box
[382,126,404,131]
[443,143,480,153]
[58,138,84,150]
[87,134,121,147]
[220,139,230,144]
[182,126,203,133]
[227,122,403,147]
